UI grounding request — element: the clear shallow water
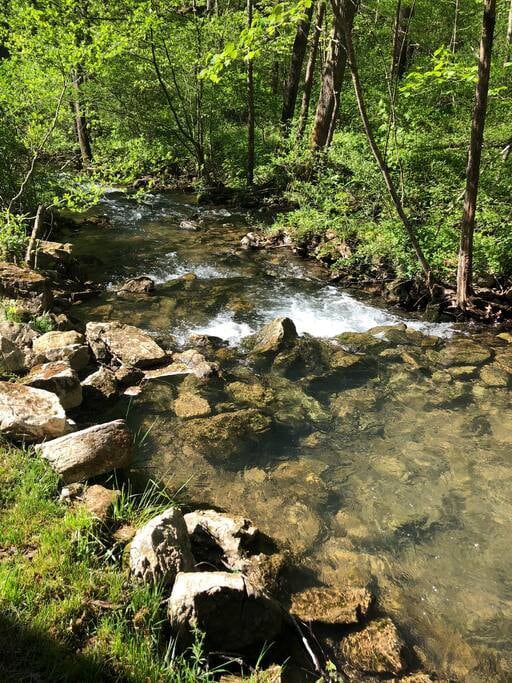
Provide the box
[67,192,512,681]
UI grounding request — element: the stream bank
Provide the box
[1,190,512,681]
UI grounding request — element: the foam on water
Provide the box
[182,286,452,346]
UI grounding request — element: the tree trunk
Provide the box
[456,0,496,309]
[391,2,414,80]
[297,0,326,140]
[505,0,512,64]
[25,205,45,267]
[72,67,93,165]
[281,2,314,133]
[339,0,433,282]
[450,0,461,53]
[246,0,255,185]
[310,0,357,151]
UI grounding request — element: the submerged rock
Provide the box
[36,419,132,482]
[226,381,274,407]
[336,331,387,354]
[32,330,90,371]
[21,360,82,410]
[174,393,211,419]
[168,571,283,651]
[184,509,259,571]
[339,618,405,676]
[479,363,510,387]
[290,586,373,625]
[250,317,297,356]
[181,409,271,461]
[130,508,194,587]
[86,321,167,369]
[434,339,492,368]
[0,381,68,442]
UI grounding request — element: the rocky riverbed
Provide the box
[1,190,511,681]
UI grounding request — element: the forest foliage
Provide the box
[0,0,511,289]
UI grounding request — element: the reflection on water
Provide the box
[68,192,512,681]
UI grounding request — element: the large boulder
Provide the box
[184,510,259,571]
[250,317,297,356]
[86,321,167,369]
[32,331,90,371]
[0,261,52,311]
[168,571,284,651]
[130,508,194,587]
[36,419,132,482]
[290,587,373,625]
[21,361,82,409]
[0,382,68,442]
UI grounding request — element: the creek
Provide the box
[64,191,512,681]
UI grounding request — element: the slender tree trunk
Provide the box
[505,0,512,64]
[297,0,326,140]
[246,0,255,185]
[281,2,314,133]
[450,0,461,53]
[310,0,357,151]
[271,60,280,95]
[391,2,414,80]
[72,67,93,165]
[456,0,496,309]
[25,205,45,268]
[339,0,432,282]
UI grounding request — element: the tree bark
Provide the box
[297,0,326,140]
[456,0,496,309]
[339,0,433,282]
[72,67,93,165]
[281,2,314,133]
[25,205,45,267]
[310,0,357,151]
[391,2,414,80]
[450,0,461,53]
[505,0,512,64]
[246,0,255,185]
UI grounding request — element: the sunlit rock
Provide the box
[33,330,90,371]
[339,618,406,676]
[0,381,68,442]
[22,360,82,409]
[130,508,194,587]
[36,419,132,482]
[86,321,167,369]
[290,586,373,625]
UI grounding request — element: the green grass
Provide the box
[0,446,233,682]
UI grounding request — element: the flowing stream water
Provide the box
[65,191,512,681]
